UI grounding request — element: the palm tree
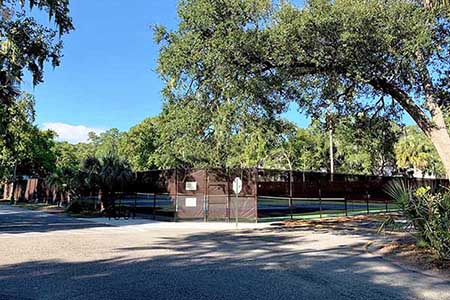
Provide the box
[47,168,76,206]
[81,155,133,210]
[79,156,101,192]
[395,127,443,177]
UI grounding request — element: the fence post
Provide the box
[289,170,293,220]
[204,169,208,223]
[344,198,348,217]
[319,188,322,219]
[133,195,137,219]
[153,193,156,220]
[227,169,231,222]
[174,168,178,222]
[366,191,370,214]
[254,168,258,223]
[344,176,348,217]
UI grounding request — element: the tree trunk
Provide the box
[370,78,450,179]
[12,162,17,204]
[415,49,450,179]
[427,109,450,178]
[329,129,335,175]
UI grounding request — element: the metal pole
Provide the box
[204,169,208,222]
[319,188,322,219]
[134,196,137,219]
[344,177,348,217]
[153,193,156,220]
[174,169,178,222]
[289,170,293,220]
[366,191,370,214]
[227,171,231,222]
[344,197,348,217]
[254,168,258,224]
[329,129,334,176]
[235,192,238,228]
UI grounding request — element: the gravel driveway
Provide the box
[0,205,449,300]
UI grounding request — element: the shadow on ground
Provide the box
[0,206,110,234]
[0,225,449,300]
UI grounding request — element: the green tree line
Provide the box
[1,94,445,188]
[2,0,449,193]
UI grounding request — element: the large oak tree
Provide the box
[156,0,450,177]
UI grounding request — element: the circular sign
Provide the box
[232,177,242,194]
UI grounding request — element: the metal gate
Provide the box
[206,169,230,221]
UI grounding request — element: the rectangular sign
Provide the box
[185,197,197,207]
[185,181,197,191]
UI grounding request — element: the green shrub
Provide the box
[385,181,450,260]
[65,200,96,214]
[416,239,430,249]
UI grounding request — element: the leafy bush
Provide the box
[65,200,96,214]
[385,181,450,260]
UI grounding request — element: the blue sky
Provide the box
[22,0,309,143]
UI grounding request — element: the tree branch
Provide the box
[369,78,432,134]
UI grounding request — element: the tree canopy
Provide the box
[0,0,74,180]
[119,117,159,171]
[0,93,56,180]
[155,0,450,177]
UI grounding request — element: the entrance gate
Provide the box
[206,169,230,221]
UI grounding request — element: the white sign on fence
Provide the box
[185,197,197,207]
[185,181,197,191]
[232,177,242,194]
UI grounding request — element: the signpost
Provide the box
[232,177,242,228]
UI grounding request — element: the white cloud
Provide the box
[43,122,106,144]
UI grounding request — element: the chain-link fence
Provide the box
[256,169,449,221]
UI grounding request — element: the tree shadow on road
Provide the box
[0,207,111,234]
[0,226,449,300]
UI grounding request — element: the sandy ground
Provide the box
[0,205,449,300]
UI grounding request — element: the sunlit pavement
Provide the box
[82,215,272,230]
[0,205,449,300]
